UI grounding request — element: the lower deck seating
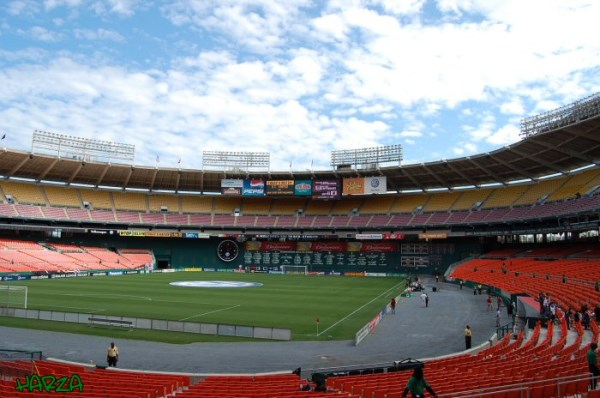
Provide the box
[0,360,190,398]
[327,317,591,398]
[0,239,152,273]
[175,373,352,398]
[451,257,600,311]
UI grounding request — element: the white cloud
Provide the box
[452,141,478,156]
[7,0,40,15]
[500,98,525,115]
[44,0,82,9]
[163,0,311,53]
[373,0,427,15]
[29,26,63,42]
[74,28,125,42]
[1,1,599,171]
[359,104,393,115]
[486,124,520,146]
[105,0,140,16]
[399,131,422,138]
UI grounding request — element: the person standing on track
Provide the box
[465,325,472,350]
[107,342,119,367]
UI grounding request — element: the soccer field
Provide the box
[4,272,406,341]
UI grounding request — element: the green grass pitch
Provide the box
[2,272,407,343]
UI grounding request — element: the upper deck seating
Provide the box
[423,191,460,212]
[389,194,427,214]
[241,197,271,215]
[304,200,333,215]
[358,195,396,214]
[45,185,81,207]
[213,197,242,215]
[148,194,181,213]
[181,196,213,213]
[113,192,147,212]
[270,197,307,215]
[481,185,530,209]
[0,181,47,205]
[79,189,113,210]
[450,189,492,211]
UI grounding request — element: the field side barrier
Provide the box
[0,307,291,341]
[354,292,402,346]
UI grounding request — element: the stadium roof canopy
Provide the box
[0,114,599,194]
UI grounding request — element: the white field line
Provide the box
[179,304,241,321]
[38,305,106,312]
[317,281,405,336]
[58,293,153,301]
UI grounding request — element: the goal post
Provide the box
[281,265,308,275]
[0,285,28,309]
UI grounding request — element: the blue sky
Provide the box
[0,0,599,171]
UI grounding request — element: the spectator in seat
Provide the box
[583,310,591,330]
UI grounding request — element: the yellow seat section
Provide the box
[389,194,427,214]
[304,200,333,215]
[181,196,213,213]
[423,191,460,212]
[0,181,47,205]
[360,196,396,214]
[214,197,242,214]
[271,198,307,215]
[481,185,529,209]
[512,178,563,206]
[547,168,600,202]
[79,189,114,210]
[330,198,363,215]
[45,185,81,207]
[241,197,271,215]
[148,194,181,213]
[451,189,492,211]
[113,192,147,211]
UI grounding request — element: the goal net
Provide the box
[0,285,28,309]
[281,265,308,275]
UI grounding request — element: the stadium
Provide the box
[0,93,599,397]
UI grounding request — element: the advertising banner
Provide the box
[365,176,387,194]
[312,180,341,199]
[266,180,295,196]
[245,241,297,251]
[221,187,242,195]
[242,178,266,196]
[221,179,243,188]
[294,180,312,196]
[343,178,365,195]
[306,241,346,252]
[358,242,399,252]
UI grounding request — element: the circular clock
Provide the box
[217,239,239,262]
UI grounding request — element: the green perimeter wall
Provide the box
[41,234,482,274]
